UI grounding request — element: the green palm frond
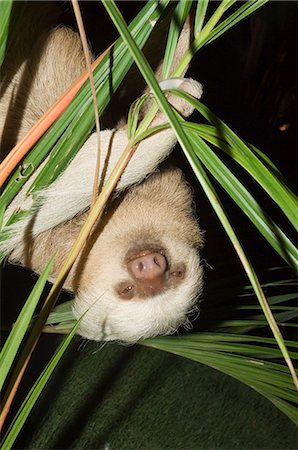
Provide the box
[142,333,298,425]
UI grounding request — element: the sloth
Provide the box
[0,4,203,342]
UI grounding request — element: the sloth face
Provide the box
[8,168,203,343]
[72,235,203,343]
[69,169,203,343]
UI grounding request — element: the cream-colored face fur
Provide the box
[70,169,203,343]
[73,244,202,343]
[1,4,204,343]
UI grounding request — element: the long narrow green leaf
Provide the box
[0,204,5,230]
[0,0,13,67]
[0,259,53,391]
[262,394,298,425]
[188,123,285,179]
[194,0,209,37]
[261,395,297,425]
[198,0,237,41]
[46,269,297,335]
[127,94,149,140]
[171,332,298,349]
[162,0,192,78]
[221,319,297,332]
[0,320,81,450]
[143,335,298,380]
[264,293,298,305]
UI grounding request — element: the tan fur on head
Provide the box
[2,3,204,343]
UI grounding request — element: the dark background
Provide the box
[1,1,297,448]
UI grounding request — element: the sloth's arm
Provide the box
[3,79,202,255]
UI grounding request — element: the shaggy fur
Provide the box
[1,4,203,342]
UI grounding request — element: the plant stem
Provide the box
[72,0,102,209]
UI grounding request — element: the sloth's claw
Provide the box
[158,78,202,117]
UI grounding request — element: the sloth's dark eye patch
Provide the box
[116,282,136,300]
[170,264,186,283]
[171,270,184,278]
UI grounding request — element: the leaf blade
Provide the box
[0,259,53,391]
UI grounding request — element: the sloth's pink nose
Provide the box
[129,253,167,280]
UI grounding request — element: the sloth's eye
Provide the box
[123,285,134,294]
[171,270,184,278]
[115,282,136,300]
[170,264,186,281]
